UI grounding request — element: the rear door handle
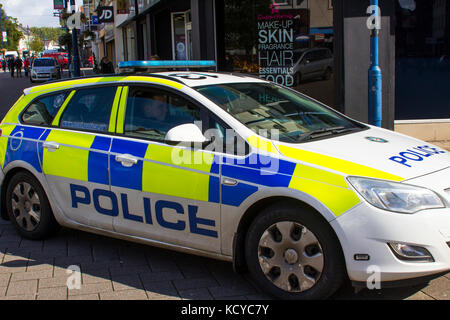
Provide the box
[43,141,60,151]
[115,154,138,167]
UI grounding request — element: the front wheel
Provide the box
[6,172,60,240]
[244,203,346,300]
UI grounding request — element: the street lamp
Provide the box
[368,0,382,127]
[26,25,30,54]
[0,8,5,53]
[69,0,81,77]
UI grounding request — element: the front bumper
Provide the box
[32,73,58,82]
[331,201,450,284]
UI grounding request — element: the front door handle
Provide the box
[222,178,238,186]
[43,141,60,151]
[115,154,138,167]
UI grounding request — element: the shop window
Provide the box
[222,0,335,106]
[172,11,192,60]
[395,0,450,120]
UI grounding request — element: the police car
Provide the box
[0,61,449,300]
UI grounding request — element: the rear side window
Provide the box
[60,87,117,132]
[22,92,69,126]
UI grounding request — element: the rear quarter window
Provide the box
[21,92,69,126]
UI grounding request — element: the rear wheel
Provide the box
[244,203,346,300]
[6,172,60,240]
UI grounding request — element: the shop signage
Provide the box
[53,0,65,10]
[2,32,7,43]
[98,6,114,23]
[92,16,100,25]
[257,13,295,86]
[257,8,309,87]
[117,0,130,14]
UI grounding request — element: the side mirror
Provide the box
[165,123,208,145]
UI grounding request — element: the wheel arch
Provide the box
[232,196,346,275]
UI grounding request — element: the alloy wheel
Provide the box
[257,221,324,293]
[11,182,41,232]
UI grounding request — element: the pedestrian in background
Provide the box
[8,58,15,78]
[15,57,23,78]
[1,58,6,73]
[24,58,30,77]
[100,57,115,74]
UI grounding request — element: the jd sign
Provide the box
[98,6,114,23]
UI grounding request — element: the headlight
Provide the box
[347,176,445,214]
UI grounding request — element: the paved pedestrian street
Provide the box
[0,218,449,300]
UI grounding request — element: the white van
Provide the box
[4,51,18,59]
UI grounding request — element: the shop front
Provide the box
[123,0,352,121]
[116,0,448,129]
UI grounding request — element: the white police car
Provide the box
[0,61,449,300]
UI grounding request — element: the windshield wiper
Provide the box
[297,126,359,142]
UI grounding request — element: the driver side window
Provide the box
[124,86,201,142]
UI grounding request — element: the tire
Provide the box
[5,171,60,240]
[244,202,346,300]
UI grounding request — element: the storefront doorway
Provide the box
[171,11,193,60]
[106,40,115,66]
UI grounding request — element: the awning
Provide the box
[117,0,162,28]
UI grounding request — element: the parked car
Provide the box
[30,57,61,83]
[42,51,69,69]
[292,48,333,85]
[4,51,18,59]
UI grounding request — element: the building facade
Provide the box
[85,0,450,129]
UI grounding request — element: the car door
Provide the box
[300,51,317,79]
[315,49,329,74]
[111,85,221,254]
[41,85,122,231]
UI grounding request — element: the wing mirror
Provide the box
[165,123,209,146]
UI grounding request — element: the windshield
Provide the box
[196,83,365,143]
[34,59,55,67]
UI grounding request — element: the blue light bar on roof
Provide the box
[118,60,216,70]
